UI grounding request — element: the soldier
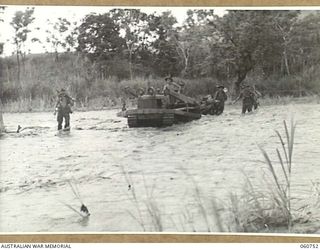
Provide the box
[250,85,262,110]
[163,75,182,94]
[200,94,214,115]
[163,75,181,106]
[54,88,74,131]
[121,102,127,111]
[213,85,228,115]
[233,84,255,114]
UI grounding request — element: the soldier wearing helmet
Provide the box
[233,84,255,114]
[213,84,228,115]
[54,88,74,130]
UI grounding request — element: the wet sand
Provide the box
[0,103,319,232]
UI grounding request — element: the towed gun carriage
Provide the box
[117,86,201,127]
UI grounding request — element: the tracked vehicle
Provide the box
[117,86,201,128]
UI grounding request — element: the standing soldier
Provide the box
[163,75,182,93]
[163,75,182,106]
[233,84,255,114]
[250,85,262,110]
[213,85,228,115]
[54,88,74,131]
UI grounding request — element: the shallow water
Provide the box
[0,104,320,232]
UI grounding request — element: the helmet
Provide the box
[165,74,173,81]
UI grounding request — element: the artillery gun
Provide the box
[117,86,201,128]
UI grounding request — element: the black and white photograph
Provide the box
[0,5,320,234]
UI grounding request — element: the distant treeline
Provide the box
[1,9,320,109]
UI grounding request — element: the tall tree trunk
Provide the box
[234,71,247,97]
[0,100,4,133]
[55,50,59,62]
[16,52,20,84]
[283,49,290,76]
[233,54,253,97]
[176,42,190,77]
[129,50,133,80]
[182,51,189,77]
[234,52,254,96]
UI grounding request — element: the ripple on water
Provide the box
[1,105,320,231]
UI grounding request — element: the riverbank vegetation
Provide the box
[1,9,320,112]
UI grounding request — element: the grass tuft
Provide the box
[227,120,299,232]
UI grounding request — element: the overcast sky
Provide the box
[0,6,228,56]
[1,6,320,57]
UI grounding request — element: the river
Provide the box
[0,103,319,232]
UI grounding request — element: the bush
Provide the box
[3,52,320,111]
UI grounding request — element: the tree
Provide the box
[173,9,216,77]
[215,11,260,93]
[10,7,35,83]
[77,13,125,60]
[77,13,126,78]
[148,11,180,76]
[0,6,5,60]
[0,6,5,132]
[203,11,276,93]
[45,17,76,61]
[0,6,4,20]
[109,9,150,79]
[283,11,317,74]
[207,10,302,94]
[271,11,300,76]
[0,6,5,55]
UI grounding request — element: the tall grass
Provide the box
[1,53,224,112]
[226,120,299,233]
[259,120,296,231]
[4,52,320,112]
[107,120,320,233]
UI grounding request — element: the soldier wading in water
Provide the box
[250,85,262,110]
[233,84,256,114]
[54,88,74,131]
[213,85,228,115]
